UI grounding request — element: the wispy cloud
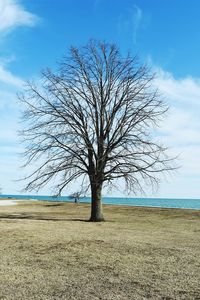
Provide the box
[0,63,24,87]
[118,5,143,45]
[0,0,39,35]
[132,5,143,44]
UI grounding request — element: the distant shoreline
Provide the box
[0,196,200,210]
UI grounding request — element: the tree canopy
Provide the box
[19,40,175,221]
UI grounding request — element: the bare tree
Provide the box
[19,40,175,221]
[69,191,81,203]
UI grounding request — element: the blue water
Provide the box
[0,194,200,210]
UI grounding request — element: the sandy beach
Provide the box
[0,200,17,206]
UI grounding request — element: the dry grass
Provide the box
[0,200,199,300]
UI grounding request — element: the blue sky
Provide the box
[0,0,200,198]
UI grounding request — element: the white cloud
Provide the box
[0,0,39,194]
[0,61,23,193]
[155,68,200,108]
[153,68,200,198]
[0,60,24,116]
[0,0,39,34]
[155,69,200,146]
[0,63,24,87]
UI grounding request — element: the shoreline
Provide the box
[0,198,200,211]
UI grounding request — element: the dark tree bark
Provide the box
[90,182,104,222]
[19,40,176,222]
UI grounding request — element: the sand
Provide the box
[0,200,17,206]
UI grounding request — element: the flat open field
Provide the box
[0,201,199,300]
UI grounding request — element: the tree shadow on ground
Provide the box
[0,214,88,222]
[44,203,65,207]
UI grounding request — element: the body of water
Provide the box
[0,194,200,210]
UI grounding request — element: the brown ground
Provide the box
[0,200,199,300]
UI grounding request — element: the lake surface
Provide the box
[0,194,200,210]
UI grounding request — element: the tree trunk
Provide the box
[89,183,104,222]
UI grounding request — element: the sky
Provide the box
[0,0,200,198]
